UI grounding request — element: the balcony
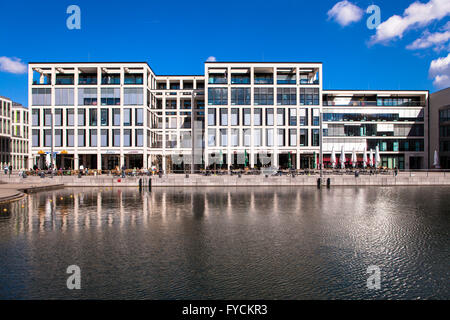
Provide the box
[102,75,120,85]
[56,75,74,85]
[208,76,227,84]
[124,75,143,85]
[79,74,97,85]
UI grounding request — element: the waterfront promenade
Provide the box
[1,171,450,189]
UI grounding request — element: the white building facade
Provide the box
[28,61,429,171]
[11,103,29,170]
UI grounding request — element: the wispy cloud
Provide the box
[327,1,364,27]
[206,56,217,62]
[371,0,450,44]
[0,56,27,74]
[407,21,450,50]
[429,53,450,88]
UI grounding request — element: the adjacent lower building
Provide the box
[0,96,12,169]
[11,103,29,170]
[28,61,433,171]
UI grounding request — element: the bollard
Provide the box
[327,178,331,188]
[317,178,321,189]
[159,172,163,178]
[149,178,152,192]
[185,174,189,179]
[139,178,142,191]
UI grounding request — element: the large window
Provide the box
[67,109,75,126]
[254,88,274,105]
[300,109,308,126]
[289,109,297,126]
[55,88,74,106]
[312,129,319,146]
[244,129,251,147]
[231,129,239,147]
[277,129,285,146]
[124,74,143,84]
[89,109,97,126]
[220,129,228,146]
[254,128,262,147]
[208,129,216,146]
[277,88,296,105]
[266,129,274,146]
[44,109,52,126]
[300,88,319,106]
[55,129,62,147]
[208,88,228,105]
[123,129,131,147]
[124,88,143,105]
[78,88,97,106]
[289,129,297,146]
[32,88,51,106]
[101,88,120,106]
[243,109,251,126]
[231,88,250,105]
[44,129,51,147]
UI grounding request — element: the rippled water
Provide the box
[0,186,449,299]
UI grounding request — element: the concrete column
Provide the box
[296,151,301,170]
[273,151,278,168]
[162,155,166,172]
[120,154,125,168]
[250,151,255,168]
[227,152,232,170]
[97,154,102,171]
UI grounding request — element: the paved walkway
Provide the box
[0,183,64,203]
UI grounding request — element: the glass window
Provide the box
[220,129,227,146]
[78,109,85,126]
[123,129,131,147]
[78,88,97,106]
[208,108,216,126]
[135,108,143,126]
[266,129,274,147]
[32,109,40,126]
[123,108,132,126]
[289,129,297,146]
[89,109,97,126]
[55,129,62,147]
[300,129,308,146]
[231,108,239,126]
[208,129,216,146]
[277,88,297,105]
[124,88,143,105]
[90,129,97,147]
[277,109,285,126]
[55,88,74,106]
[253,128,261,147]
[220,109,228,126]
[266,108,274,126]
[44,109,52,126]
[44,129,51,147]
[113,109,120,126]
[136,129,143,147]
[231,88,251,105]
[244,129,251,147]
[312,129,319,146]
[277,129,285,146]
[101,129,109,147]
[254,109,262,126]
[113,129,121,147]
[67,129,74,147]
[78,129,85,147]
[32,88,51,106]
[67,109,75,126]
[101,88,120,106]
[231,129,239,147]
[208,88,228,105]
[54,109,62,126]
[254,88,274,105]
[289,109,297,126]
[32,129,40,147]
[100,109,109,126]
[243,109,251,126]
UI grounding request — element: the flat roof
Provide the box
[324,89,429,93]
[205,61,322,64]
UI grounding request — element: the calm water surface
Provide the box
[0,186,449,299]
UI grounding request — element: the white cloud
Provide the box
[206,56,217,62]
[371,0,450,44]
[0,56,27,74]
[327,1,364,27]
[429,53,450,88]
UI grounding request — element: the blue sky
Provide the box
[0,0,449,106]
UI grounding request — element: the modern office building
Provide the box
[430,87,450,169]
[11,102,29,170]
[28,61,430,171]
[0,95,12,169]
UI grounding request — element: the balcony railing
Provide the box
[323,101,424,107]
